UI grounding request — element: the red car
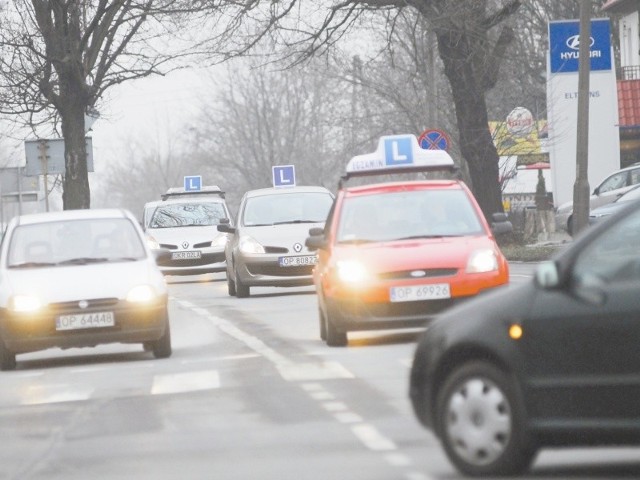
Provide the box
[306,134,512,346]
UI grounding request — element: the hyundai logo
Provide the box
[182,241,189,249]
[293,242,303,253]
[410,270,427,278]
[566,34,594,50]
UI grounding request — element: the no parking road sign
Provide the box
[418,129,451,151]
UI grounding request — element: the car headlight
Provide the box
[146,235,160,250]
[336,260,368,283]
[466,249,498,273]
[10,294,43,313]
[239,235,265,254]
[126,285,158,303]
[211,234,228,248]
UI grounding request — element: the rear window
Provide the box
[336,189,484,243]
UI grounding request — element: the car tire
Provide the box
[227,273,237,296]
[435,361,536,476]
[235,270,250,298]
[152,319,172,359]
[325,311,347,347]
[567,215,574,237]
[0,338,16,371]
[319,309,327,341]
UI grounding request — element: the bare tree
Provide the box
[0,0,229,210]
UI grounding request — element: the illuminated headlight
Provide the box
[466,249,498,273]
[10,295,43,313]
[239,235,265,254]
[126,285,157,303]
[211,234,228,248]
[146,235,160,250]
[336,260,368,283]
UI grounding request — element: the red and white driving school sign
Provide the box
[418,129,451,151]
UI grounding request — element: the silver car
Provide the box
[0,208,171,370]
[218,186,334,297]
[145,192,231,276]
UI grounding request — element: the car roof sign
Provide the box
[161,185,225,200]
[343,134,456,182]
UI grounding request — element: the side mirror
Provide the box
[217,218,235,234]
[535,261,560,289]
[305,234,328,251]
[308,227,324,236]
[153,247,172,264]
[490,212,513,235]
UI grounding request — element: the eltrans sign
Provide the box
[549,19,612,74]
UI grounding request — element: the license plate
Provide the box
[56,311,115,331]
[390,283,451,302]
[172,250,202,260]
[278,255,317,267]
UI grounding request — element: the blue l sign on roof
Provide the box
[384,137,413,166]
[273,165,296,187]
[184,175,202,191]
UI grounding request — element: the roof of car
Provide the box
[244,185,334,198]
[13,208,133,226]
[161,185,224,200]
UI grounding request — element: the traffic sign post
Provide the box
[272,165,296,188]
[184,175,202,192]
[418,129,451,151]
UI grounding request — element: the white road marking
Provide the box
[405,472,434,480]
[278,361,354,381]
[21,384,94,405]
[385,453,412,467]
[310,390,335,401]
[333,411,363,424]
[322,401,348,412]
[180,353,260,365]
[151,370,220,395]
[351,424,398,451]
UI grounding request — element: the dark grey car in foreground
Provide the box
[410,198,640,476]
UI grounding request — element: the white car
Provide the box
[217,186,334,297]
[145,187,231,276]
[0,208,171,370]
[555,163,640,234]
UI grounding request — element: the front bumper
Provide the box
[236,253,316,287]
[0,297,168,354]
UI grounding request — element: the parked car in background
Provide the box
[306,134,512,347]
[145,186,231,276]
[217,186,334,297]
[410,198,640,476]
[555,162,640,234]
[589,183,640,225]
[0,209,171,370]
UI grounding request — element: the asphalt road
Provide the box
[1,265,640,480]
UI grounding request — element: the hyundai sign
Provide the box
[549,19,612,73]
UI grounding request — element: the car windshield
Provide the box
[336,188,484,243]
[242,192,333,226]
[149,201,227,228]
[7,217,146,267]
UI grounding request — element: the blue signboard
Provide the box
[272,165,296,187]
[549,19,611,74]
[184,175,202,191]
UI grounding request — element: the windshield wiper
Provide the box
[395,234,460,240]
[273,219,318,225]
[337,238,376,245]
[57,257,110,265]
[10,262,56,269]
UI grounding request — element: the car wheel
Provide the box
[435,361,536,476]
[0,338,16,371]
[235,269,250,298]
[567,215,574,236]
[227,274,237,296]
[152,320,172,359]
[319,309,327,341]
[325,311,347,347]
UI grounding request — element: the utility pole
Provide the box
[38,140,50,212]
[573,0,592,235]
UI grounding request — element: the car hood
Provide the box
[3,260,166,304]
[147,225,223,247]
[330,235,500,272]
[242,223,324,252]
[590,200,629,217]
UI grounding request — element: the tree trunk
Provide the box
[60,93,90,210]
[436,31,504,220]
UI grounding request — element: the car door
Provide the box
[522,207,640,426]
